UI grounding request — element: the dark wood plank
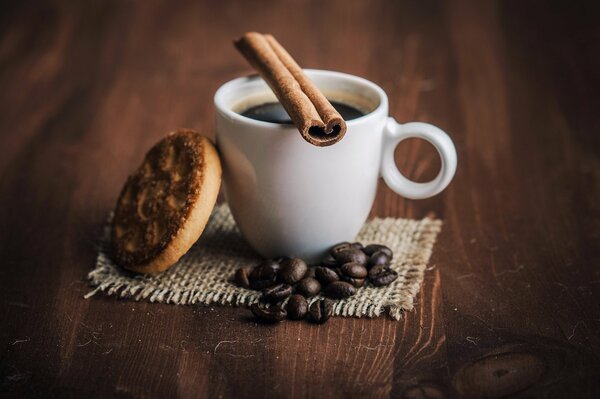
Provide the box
[1,0,599,398]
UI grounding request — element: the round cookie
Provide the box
[111,129,221,273]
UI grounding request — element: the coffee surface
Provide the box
[240,101,364,124]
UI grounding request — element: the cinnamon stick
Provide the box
[234,32,347,147]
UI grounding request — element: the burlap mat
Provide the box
[86,204,442,320]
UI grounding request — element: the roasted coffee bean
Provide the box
[308,298,333,324]
[330,241,351,256]
[278,257,308,284]
[286,294,308,320]
[250,260,280,279]
[370,267,398,287]
[315,266,340,285]
[351,242,364,250]
[273,256,289,265]
[363,244,393,259]
[233,267,251,288]
[305,267,317,279]
[368,264,385,280]
[250,303,287,323]
[321,255,338,268]
[332,247,368,265]
[324,281,356,299]
[262,284,292,303]
[295,277,321,297]
[368,250,391,268]
[341,276,366,288]
[250,278,277,290]
[341,262,368,278]
[249,260,279,290]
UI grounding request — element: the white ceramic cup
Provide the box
[214,69,457,262]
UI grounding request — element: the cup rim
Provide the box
[214,69,388,130]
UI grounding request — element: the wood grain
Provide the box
[1,0,599,397]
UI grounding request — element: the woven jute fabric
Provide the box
[86,204,442,320]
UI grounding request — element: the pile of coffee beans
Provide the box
[232,242,398,324]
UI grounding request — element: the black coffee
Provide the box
[240,101,364,124]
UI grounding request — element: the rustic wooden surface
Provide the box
[1,1,599,398]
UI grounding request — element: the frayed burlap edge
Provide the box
[86,204,442,320]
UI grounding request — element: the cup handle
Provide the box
[380,117,457,199]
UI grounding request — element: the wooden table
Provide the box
[2,1,599,397]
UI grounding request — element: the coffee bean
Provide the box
[330,242,351,256]
[342,276,366,288]
[250,260,280,279]
[305,266,317,279]
[332,248,368,266]
[233,267,251,288]
[273,256,290,265]
[368,264,385,280]
[315,266,340,285]
[250,279,277,290]
[363,244,393,259]
[324,281,356,299]
[370,267,398,287]
[278,257,308,284]
[250,303,287,323]
[249,260,279,289]
[321,255,338,268]
[295,277,321,297]
[341,262,368,278]
[262,283,292,303]
[308,298,333,324]
[351,242,364,250]
[286,294,308,320]
[368,250,391,268]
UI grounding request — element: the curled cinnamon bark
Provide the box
[234,32,347,147]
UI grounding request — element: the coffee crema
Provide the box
[240,101,365,124]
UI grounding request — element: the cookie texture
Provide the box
[111,129,221,273]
